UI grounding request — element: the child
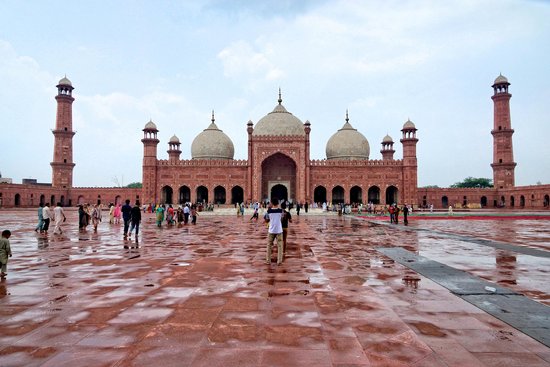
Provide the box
[191,204,198,225]
[0,230,13,278]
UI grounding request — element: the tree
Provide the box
[450,177,493,188]
[125,182,142,188]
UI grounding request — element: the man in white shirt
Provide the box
[265,198,284,265]
[53,202,66,235]
[42,203,52,235]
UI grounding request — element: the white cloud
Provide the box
[218,40,285,82]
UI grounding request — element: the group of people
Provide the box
[34,202,67,235]
[388,204,410,225]
[77,203,103,231]
[154,203,198,227]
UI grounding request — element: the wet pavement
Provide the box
[1,209,550,366]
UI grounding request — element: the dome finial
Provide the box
[211,110,215,123]
[345,109,349,123]
[278,88,282,105]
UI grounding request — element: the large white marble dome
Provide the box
[326,115,370,160]
[191,116,234,160]
[252,95,306,137]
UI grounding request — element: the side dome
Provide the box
[144,119,158,131]
[191,114,234,160]
[252,92,306,136]
[169,134,180,144]
[494,73,509,85]
[58,76,72,86]
[403,119,416,129]
[326,113,370,160]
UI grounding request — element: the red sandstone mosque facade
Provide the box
[0,75,549,210]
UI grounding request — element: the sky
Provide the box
[1,0,549,188]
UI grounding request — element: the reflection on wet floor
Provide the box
[0,209,549,366]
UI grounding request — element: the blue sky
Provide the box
[1,0,549,187]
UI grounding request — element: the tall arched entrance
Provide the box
[332,186,344,204]
[385,186,398,205]
[368,186,380,204]
[350,186,362,204]
[197,186,208,203]
[161,186,173,204]
[231,186,244,204]
[270,184,288,202]
[261,153,296,202]
[214,186,226,204]
[314,186,327,204]
[179,186,190,204]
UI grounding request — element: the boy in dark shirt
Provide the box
[121,199,132,238]
[281,202,292,255]
[129,201,142,239]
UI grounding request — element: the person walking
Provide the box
[394,205,400,224]
[265,197,284,266]
[108,203,115,224]
[305,201,309,213]
[191,204,198,224]
[403,204,409,225]
[155,204,165,227]
[250,202,259,221]
[183,204,190,224]
[0,230,13,279]
[296,202,301,216]
[114,203,122,224]
[53,202,66,235]
[121,199,132,238]
[35,203,44,233]
[42,203,52,235]
[281,202,292,256]
[129,201,142,239]
[91,204,102,231]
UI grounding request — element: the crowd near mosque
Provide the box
[0,198,424,278]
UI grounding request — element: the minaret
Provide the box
[142,120,160,205]
[491,74,516,189]
[51,76,76,188]
[401,119,418,206]
[167,134,181,162]
[381,134,395,160]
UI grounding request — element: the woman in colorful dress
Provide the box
[156,204,165,227]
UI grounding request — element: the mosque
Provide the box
[0,75,548,210]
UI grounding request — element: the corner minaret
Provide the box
[142,120,160,205]
[51,76,76,188]
[491,74,516,189]
[167,134,181,162]
[401,119,418,206]
[381,134,395,161]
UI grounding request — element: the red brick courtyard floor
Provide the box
[1,209,549,366]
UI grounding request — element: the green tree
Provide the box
[450,177,493,188]
[125,182,142,188]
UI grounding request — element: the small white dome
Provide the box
[169,134,180,144]
[144,119,158,131]
[382,134,393,143]
[494,73,509,85]
[402,119,416,130]
[58,76,72,86]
